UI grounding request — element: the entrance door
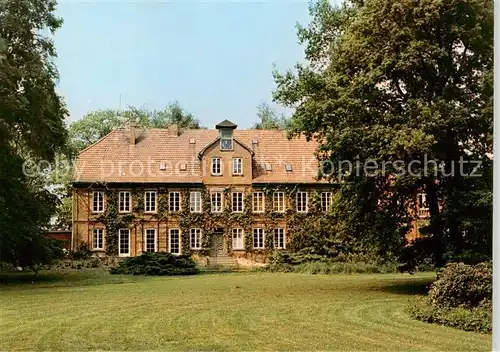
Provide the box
[211,230,225,257]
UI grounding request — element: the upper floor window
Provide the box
[119,191,131,213]
[296,191,308,213]
[92,191,104,213]
[190,191,202,213]
[220,129,233,150]
[232,158,243,175]
[273,192,285,212]
[144,191,157,213]
[169,192,181,212]
[252,192,264,213]
[211,192,223,213]
[321,192,332,212]
[212,157,221,176]
[232,192,243,213]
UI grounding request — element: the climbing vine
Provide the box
[95,189,137,256]
[82,183,336,258]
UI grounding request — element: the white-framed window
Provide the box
[169,229,181,255]
[273,192,285,212]
[169,191,181,212]
[144,228,157,253]
[212,157,221,176]
[232,192,243,213]
[144,191,157,213]
[417,193,428,210]
[232,157,243,175]
[92,191,104,213]
[118,228,130,257]
[274,228,285,249]
[296,191,308,213]
[220,129,233,150]
[119,191,131,213]
[190,228,202,249]
[252,191,265,213]
[211,192,223,213]
[321,192,332,212]
[253,228,264,249]
[190,191,202,213]
[92,228,104,250]
[232,228,244,250]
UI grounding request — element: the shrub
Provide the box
[0,262,17,272]
[408,297,491,334]
[428,261,492,309]
[109,252,199,276]
[70,243,92,260]
[267,251,398,274]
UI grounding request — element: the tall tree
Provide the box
[0,0,68,267]
[68,103,201,156]
[68,109,123,156]
[150,101,201,129]
[274,0,493,265]
[253,102,289,130]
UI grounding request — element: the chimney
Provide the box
[167,124,179,137]
[129,126,136,145]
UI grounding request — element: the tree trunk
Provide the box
[426,179,445,267]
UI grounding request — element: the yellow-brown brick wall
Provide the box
[73,186,423,256]
[202,141,253,185]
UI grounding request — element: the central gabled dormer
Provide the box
[198,120,253,185]
[216,119,237,151]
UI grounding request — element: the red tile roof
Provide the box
[73,127,325,184]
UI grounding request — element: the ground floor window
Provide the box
[232,228,244,249]
[253,228,264,249]
[190,228,202,249]
[92,228,104,250]
[169,229,181,255]
[144,228,157,253]
[118,229,130,257]
[274,228,285,249]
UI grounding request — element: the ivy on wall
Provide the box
[95,190,137,256]
[80,183,335,257]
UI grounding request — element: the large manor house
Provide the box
[71,120,429,260]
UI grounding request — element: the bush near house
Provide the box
[429,262,492,309]
[266,251,399,274]
[109,252,199,276]
[408,262,492,333]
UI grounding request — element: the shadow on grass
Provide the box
[0,272,66,285]
[380,276,435,296]
[0,269,140,289]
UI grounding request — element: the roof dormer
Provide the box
[216,119,237,151]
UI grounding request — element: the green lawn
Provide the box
[0,270,491,351]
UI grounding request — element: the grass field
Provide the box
[0,270,491,351]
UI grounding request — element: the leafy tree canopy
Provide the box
[0,0,68,267]
[253,102,290,130]
[68,102,201,156]
[274,0,493,265]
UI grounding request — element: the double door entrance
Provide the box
[210,229,227,257]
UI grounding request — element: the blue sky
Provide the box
[53,1,320,128]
